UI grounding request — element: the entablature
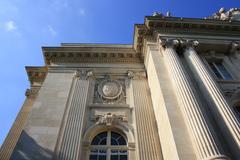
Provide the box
[42,44,142,65]
[134,15,240,55]
[25,66,47,87]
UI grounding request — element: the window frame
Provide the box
[89,130,128,160]
[205,58,234,80]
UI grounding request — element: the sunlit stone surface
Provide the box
[1,8,240,160]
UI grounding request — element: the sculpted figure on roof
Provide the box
[209,7,240,21]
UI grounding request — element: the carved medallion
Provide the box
[93,78,126,104]
[98,80,122,100]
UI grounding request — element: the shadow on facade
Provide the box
[10,131,53,160]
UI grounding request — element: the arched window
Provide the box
[89,131,128,160]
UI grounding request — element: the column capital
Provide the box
[25,87,40,98]
[158,38,180,49]
[127,70,147,80]
[73,70,93,80]
[180,39,199,49]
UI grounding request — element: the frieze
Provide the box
[43,51,142,65]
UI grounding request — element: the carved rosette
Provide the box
[93,78,126,104]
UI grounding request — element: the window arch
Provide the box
[89,131,128,160]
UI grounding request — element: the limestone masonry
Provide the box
[1,8,240,160]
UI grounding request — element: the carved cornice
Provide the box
[134,16,240,55]
[42,46,142,65]
[26,66,47,86]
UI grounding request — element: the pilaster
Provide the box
[129,72,163,160]
[0,67,46,160]
[57,70,91,160]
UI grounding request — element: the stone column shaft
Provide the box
[160,39,227,160]
[183,45,240,155]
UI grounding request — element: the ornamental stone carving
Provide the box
[158,38,180,49]
[95,112,128,126]
[73,70,93,80]
[153,11,171,17]
[98,80,122,100]
[208,7,240,21]
[93,78,126,104]
[25,87,40,98]
[127,71,147,80]
[180,39,199,49]
[230,42,240,54]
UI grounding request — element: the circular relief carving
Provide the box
[98,80,122,100]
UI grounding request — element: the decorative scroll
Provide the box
[73,70,93,80]
[127,71,147,80]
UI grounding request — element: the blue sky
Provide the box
[0,0,239,146]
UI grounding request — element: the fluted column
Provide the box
[160,39,228,160]
[183,40,240,156]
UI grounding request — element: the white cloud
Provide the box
[78,8,86,16]
[48,25,57,36]
[4,21,17,32]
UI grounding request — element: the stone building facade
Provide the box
[1,9,240,160]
